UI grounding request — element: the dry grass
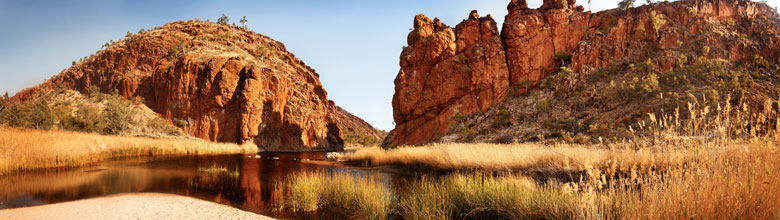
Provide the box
[0,126,257,176]
[274,172,393,220]
[343,143,688,182]
[321,97,780,219]
[300,139,780,220]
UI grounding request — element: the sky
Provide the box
[0,0,778,131]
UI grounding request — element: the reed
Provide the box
[0,126,257,176]
[275,171,393,220]
[311,97,780,219]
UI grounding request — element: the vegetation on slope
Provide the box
[1,87,181,137]
[448,38,780,144]
[334,106,388,147]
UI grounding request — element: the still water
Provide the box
[0,152,397,219]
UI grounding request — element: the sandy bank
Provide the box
[0,193,274,220]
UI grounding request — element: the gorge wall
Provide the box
[383,0,780,148]
[12,21,379,151]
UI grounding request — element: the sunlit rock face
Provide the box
[383,11,510,148]
[384,0,780,148]
[13,21,351,151]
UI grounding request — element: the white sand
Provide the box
[0,193,274,220]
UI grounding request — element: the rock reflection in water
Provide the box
[0,152,393,218]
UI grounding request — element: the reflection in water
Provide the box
[0,152,395,219]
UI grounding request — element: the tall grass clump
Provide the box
[398,173,581,220]
[276,171,393,220]
[0,126,257,176]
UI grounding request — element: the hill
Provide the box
[9,20,383,151]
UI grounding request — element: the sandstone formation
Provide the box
[571,0,780,73]
[382,11,510,147]
[13,21,380,151]
[384,0,780,147]
[503,0,590,84]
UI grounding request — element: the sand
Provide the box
[0,193,274,220]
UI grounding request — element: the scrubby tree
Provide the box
[60,104,102,133]
[0,103,29,127]
[218,14,229,25]
[1,99,55,130]
[619,0,635,10]
[101,98,133,136]
[28,100,55,130]
[240,16,248,27]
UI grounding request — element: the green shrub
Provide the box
[217,14,229,25]
[492,108,513,129]
[101,98,133,135]
[618,0,635,10]
[166,41,192,61]
[60,104,102,133]
[0,100,55,130]
[0,92,8,113]
[554,51,572,65]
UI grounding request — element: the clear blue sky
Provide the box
[0,0,777,130]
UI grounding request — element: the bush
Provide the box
[217,14,229,25]
[101,99,133,135]
[60,104,102,133]
[166,41,192,61]
[554,51,572,65]
[148,118,179,135]
[0,92,8,113]
[701,46,710,55]
[0,100,55,130]
[650,11,666,34]
[492,108,513,129]
[618,0,635,10]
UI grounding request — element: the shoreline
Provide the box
[0,193,274,220]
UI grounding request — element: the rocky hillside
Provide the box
[333,107,388,147]
[384,0,780,147]
[11,20,382,151]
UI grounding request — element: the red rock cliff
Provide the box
[382,11,510,147]
[384,0,780,148]
[12,21,353,151]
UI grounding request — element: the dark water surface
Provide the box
[0,151,397,219]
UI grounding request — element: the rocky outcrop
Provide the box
[12,21,367,151]
[382,11,509,147]
[572,0,780,73]
[503,0,590,84]
[384,0,780,147]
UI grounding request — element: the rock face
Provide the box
[503,0,590,84]
[384,0,780,148]
[571,0,780,73]
[382,11,510,147]
[12,21,374,151]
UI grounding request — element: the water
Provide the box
[0,152,397,219]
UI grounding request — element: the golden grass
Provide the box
[0,126,257,176]
[275,172,393,220]
[343,143,687,182]
[325,97,780,219]
[285,139,780,219]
